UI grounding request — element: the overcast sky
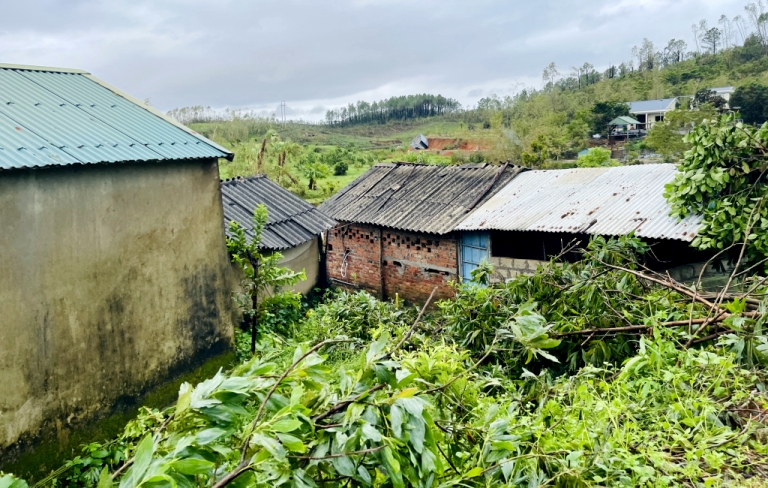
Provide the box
[0,0,748,120]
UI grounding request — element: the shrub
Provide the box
[333,160,349,175]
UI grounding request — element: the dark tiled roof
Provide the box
[318,162,526,235]
[221,175,336,250]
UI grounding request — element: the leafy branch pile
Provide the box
[666,115,768,264]
[7,234,768,487]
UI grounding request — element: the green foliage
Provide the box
[645,104,718,161]
[469,260,494,286]
[332,160,348,176]
[576,147,617,167]
[0,474,28,488]
[227,204,305,353]
[732,82,768,125]
[296,153,330,190]
[591,101,630,135]
[23,236,768,487]
[665,114,768,263]
[325,94,461,126]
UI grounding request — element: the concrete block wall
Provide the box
[488,256,549,283]
[326,222,458,302]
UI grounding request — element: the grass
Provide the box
[209,115,506,205]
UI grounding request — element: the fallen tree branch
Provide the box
[239,339,353,463]
[290,445,386,460]
[392,286,438,352]
[314,383,387,423]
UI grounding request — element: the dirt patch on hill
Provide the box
[408,137,492,152]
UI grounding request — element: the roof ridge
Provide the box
[0,63,88,74]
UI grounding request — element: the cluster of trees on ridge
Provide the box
[322,94,461,127]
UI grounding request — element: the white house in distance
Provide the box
[628,98,678,130]
[711,86,735,107]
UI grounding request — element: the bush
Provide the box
[732,83,768,125]
[333,160,349,175]
[468,151,487,164]
[576,147,617,167]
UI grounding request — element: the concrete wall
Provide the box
[326,223,457,303]
[0,159,234,465]
[488,256,549,284]
[275,238,320,295]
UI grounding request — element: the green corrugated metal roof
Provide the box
[0,63,233,170]
[608,115,642,126]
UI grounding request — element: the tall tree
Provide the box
[702,27,722,54]
[731,83,768,124]
[542,62,559,87]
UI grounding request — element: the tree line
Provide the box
[323,94,461,127]
[534,1,768,94]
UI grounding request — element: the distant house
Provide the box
[455,164,708,283]
[220,175,336,294]
[710,86,735,107]
[628,98,678,129]
[319,162,524,302]
[0,63,234,465]
[410,134,429,150]
[607,115,643,138]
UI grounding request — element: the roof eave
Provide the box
[83,73,234,161]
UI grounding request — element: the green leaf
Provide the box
[361,423,382,443]
[195,427,231,445]
[251,433,286,461]
[127,434,154,486]
[381,447,404,488]
[390,404,404,438]
[366,331,389,364]
[276,433,306,453]
[331,454,357,477]
[272,416,302,433]
[97,467,112,488]
[465,467,484,478]
[170,458,214,476]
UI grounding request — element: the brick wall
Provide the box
[326,222,458,303]
[326,223,383,297]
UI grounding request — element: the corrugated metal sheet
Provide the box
[0,65,231,170]
[456,164,701,242]
[318,162,525,235]
[628,98,678,114]
[221,175,337,250]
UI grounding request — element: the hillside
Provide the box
[177,4,768,201]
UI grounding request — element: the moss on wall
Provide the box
[0,159,235,473]
[3,350,235,481]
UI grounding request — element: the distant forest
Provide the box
[322,94,461,127]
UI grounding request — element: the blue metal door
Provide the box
[460,232,489,280]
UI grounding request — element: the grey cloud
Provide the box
[0,0,746,112]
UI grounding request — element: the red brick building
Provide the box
[318,163,524,303]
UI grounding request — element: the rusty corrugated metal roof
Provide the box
[221,175,336,250]
[456,164,701,241]
[0,63,232,171]
[318,162,526,235]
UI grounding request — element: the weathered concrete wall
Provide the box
[488,256,549,283]
[0,159,234,466]
[326,223,457,303]
[276,238,320,295]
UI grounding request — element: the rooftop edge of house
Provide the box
[455,163,701,242]
[0,62,233,164]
